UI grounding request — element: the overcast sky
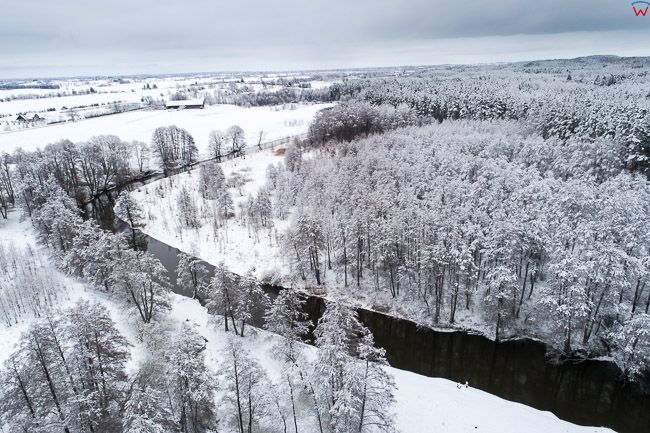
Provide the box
[2,0,649,78]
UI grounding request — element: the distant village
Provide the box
[2,97,206,132]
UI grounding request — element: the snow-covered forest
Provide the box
[1,205,605,433]
[293,59,650,365]
[124,59,650,380]
[0,57,649,433]
[0,175,399,432]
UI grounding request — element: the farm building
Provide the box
[16,113,45,124]
[165,99,205,110]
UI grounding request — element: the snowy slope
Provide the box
[170,295,614,433]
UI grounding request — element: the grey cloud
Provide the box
[1,0,649,77]
[364,1,643,39]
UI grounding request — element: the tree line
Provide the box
[0,122,255,220]
[310,63,650,177]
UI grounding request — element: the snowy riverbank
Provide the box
[0,211,614,432]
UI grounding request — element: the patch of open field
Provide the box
[0,102,333,155]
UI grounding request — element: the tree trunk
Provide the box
[356,236,363,287]
[358,360,369,432]
[233,361,245,433]
[527,270,536,300]
[449,275,459,324]
[583,287,606,345]
[308,382,325,433]
[33,336,71,433]
[288,376,299,433]
[342,231,348,287]
[631,280,644,315]
[11,360,36,418]
[564,319,572,354]
[516,261,529,318]
[327,234,332,270]
[495,311,501,343]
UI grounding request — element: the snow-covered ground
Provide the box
[0,74,272,116]
[0,103,332,155]
[0,211,146,374]
[171,295,613,433]
[0,210,615,432]
[130,148,290,277]
[0,88,159,116]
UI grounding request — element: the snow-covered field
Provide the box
[0,103,332,155]
[0,211,613,433]
[0,74,291,116]
[0,88,160,115]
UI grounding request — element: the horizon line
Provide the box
[0,53,642,82]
